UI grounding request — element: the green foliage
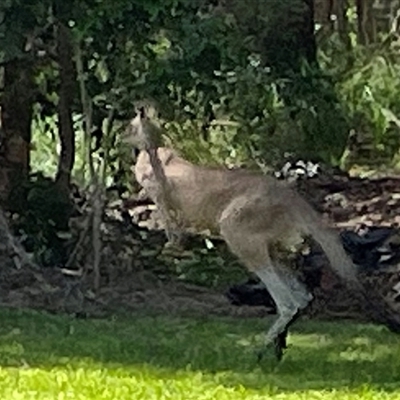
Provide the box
[55,0,349,170]
[1,308,400,399]
[275,66,350,164]
[160,238,248,288]
[0,0,48,62]
[319,37,400,167]
[8,174,74,266]
[340,54,400,161]
[7,0,400,183]
[0,0,356,183]
[31,116,60,177]
[162,61,287,166]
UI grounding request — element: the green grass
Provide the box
[1,307,400,399]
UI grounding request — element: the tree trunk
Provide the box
[335,0,352,50]
[258,0,317,72]
[0,59,34,207]
[55,21,75,191]
[356,0,377,44]
[314,0,335,37]
[220,0,317,71]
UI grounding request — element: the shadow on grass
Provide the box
[1,306,400,393]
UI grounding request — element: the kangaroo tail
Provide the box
[293,198,360,287]
[295,198,400,333]
[305,222,360,286]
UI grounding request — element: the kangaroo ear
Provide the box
[133,102,147,119]
[138,106,147,119]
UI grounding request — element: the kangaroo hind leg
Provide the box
[219,201,313,360]
[254,264,313,360]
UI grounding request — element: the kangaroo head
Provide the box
[122,105,163,149]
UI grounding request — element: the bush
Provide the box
[320,35,400,168]
[8,173,74,267]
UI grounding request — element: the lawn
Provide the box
[1,307,400,399]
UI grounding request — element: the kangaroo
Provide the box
[123,107,400,360]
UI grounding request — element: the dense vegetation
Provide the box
[2,0,400,180]
[0,0,399,286]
